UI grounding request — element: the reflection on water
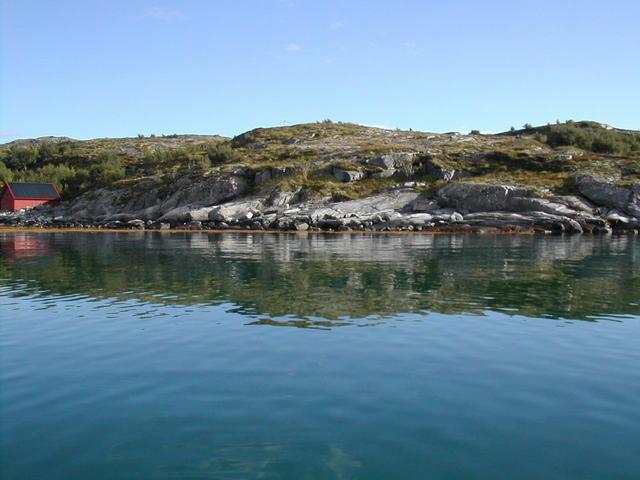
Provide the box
[1,232,638,324]
[1,232,640,479]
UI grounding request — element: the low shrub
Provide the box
[207,143,240,164]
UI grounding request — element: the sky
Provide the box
[1,0,639,141]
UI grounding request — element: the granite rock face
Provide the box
[460,212,584,233]
[2,170,639,234]
[424,158,457,181]
[436,183,532,212]
[574,175,640,217]
[59,174,249,223]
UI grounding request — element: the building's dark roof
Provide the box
[6,182,60,199]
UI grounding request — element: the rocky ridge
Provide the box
[1,121,639,234]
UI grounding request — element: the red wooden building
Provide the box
[0,182,61,211]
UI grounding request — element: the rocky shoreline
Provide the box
[3,121,639,236]
[2,174,639,235]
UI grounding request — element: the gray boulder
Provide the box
[369,169,396,179]
[506,196,581,217]
[127,219,145,228]
[437,183,532,212]
[367,153,417,178]
[411,197,440,212]
[404,213,434,226]
[574,175,640,216]
[369,152,415,168]
[552,195,596,214]
[254,169,272,186]
[462,211,583,233]
[158,206,194,223]
[604,209,640,228]
[208,199,263,222]
[267,187,302,207]
[424,158,456,181]
[333,168,365,183]
[104,213,137,222]
[187,206,218,222]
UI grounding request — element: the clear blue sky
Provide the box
[1,0,639,141]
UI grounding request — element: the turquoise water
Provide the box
[1,232,639,479]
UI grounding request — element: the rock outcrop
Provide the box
[1,122,639,234]
[437,183,532,212]
[60,173,249,224]
[575,175,640,217]
[3,175,638,234]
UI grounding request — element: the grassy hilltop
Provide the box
[1,120,639,202]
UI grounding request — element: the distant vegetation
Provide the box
[0,136,226,198]
[518,121,640,155]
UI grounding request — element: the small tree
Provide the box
[470,129,481,135]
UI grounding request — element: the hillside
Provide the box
[0,133,227,198]
[2,120,639,199]
[1,120,639,233]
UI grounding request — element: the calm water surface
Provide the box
[1,232,639,479]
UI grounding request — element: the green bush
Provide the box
[13,163,78,196]
[192,154,211,171]
[591,137,623,154]
[91,152,125,185]
[182,152,210,171]
[37,142,71,164]
[141,146,214,172]
[207,143,240,164]
[5,146,39,171]
[543,123,639,154]
[142,150,173,170]
[0,160,14,185]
